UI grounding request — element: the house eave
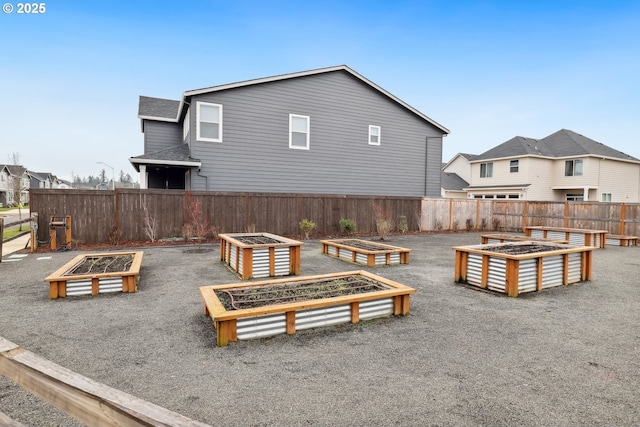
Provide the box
[181,65,450,135]
[129,158,202,172]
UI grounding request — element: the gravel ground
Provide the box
[0,232,639,427]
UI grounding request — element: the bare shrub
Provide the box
[108,226,122,246]
[465,218,474,231]
[492,218,501,231]
[480,218,488,230]
[182,223,193,241]
[373,202,395,240]
[452,220,459,232]
[398,215,409,233]
[434,220,443,232]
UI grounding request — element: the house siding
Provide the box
[523,158,554,200]
[188,71,444,196]
[143,120,182,154]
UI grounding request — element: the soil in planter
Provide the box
[215,276,390,310]
[233,235,284,245]
[65,255,134,275]
[332,239,395,251]
[484,244,565,255]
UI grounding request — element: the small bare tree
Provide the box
[185,191,211,249]
[141,198,158,242]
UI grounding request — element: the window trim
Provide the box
[564,159,583,176]
[368,125,381,146]
[480,162,493,178]
[289,114,310,150]
[183,107,190,141]
[510,159,519,173]
[602,193,612,202]
[196,101,223,143]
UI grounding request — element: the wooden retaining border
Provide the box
[524,226,608,248]
[44,251,143,299]
[321,239,411,266]
[605,234,639,247]
[480,233,568,244]
[453,242,594,297]
[219,233,302,279]
[200,270,416,347]
[0,336,211,427]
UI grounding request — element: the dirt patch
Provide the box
[333,239,394,251]
[215,275,389,310]
[232,235,284,245]
[484,243,565,255]
[65,254,134,275]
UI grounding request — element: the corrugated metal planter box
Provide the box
[321,239,411,266]
[524,226,608,248]
[44,251,143,299]
[452,242,593,297]
[219,233,303,279]
[200,270,416,347]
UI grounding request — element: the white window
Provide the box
[369,125,381,145]
[565,159,583,176]
[480,162,493,178]
[566,193,584,201]
[602,193,612,202]
[196,102,222,142]
[289,114,310,150]
[183,107,190,141]
[510,160,519,173]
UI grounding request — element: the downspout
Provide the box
[197,169,210,191]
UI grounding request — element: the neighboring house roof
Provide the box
[138,65,450,134]
[441,152,479,170]
[473,129,640,162]
[129,143,201,171]
[441,172,469,191]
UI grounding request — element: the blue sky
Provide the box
[1,0,639,182]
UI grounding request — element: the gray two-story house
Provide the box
[130,65,450,196]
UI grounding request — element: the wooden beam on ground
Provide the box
[0,337,212,427]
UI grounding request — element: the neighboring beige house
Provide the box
[442,129,640,202]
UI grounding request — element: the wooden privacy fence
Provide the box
[29,189,423,244]
[420,199,640,236]
[28,190,640,245]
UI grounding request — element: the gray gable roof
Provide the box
[441,171,469,191]
[138,65,450,134]
[474,129,639,162]
[138,96,181,121]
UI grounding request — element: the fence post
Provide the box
[620,203,626,235]
[0,218,3,262]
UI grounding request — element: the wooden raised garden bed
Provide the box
[605,234,639,247]
[453,242,593,297]
[200,270,416,346]
[480,233,568,244]
[321,239,411,266]
[44,251,143,299]
[219,233,303,280]
[524,226,608,248]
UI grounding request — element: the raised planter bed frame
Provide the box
[605,234,639,247]
[321,239,411,266]
[453,242,593,297]
[219,232,303,279]
[481,233,568,244]
[524,226,608,248]
[200,270,416,346]
[44,251,144,299]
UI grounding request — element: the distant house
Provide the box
[0,165,29,206]
[442,129,640,202]
[130,65,450,196]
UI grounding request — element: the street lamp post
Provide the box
[96,162,115,190]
